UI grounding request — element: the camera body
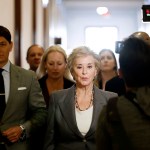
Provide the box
[115,41,123,54]
[142,5,150,22]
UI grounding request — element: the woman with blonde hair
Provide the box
[37,45,74,108]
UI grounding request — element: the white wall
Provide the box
[65,6,141,53]
[21,0,33,69]
[21,0,44,69]
[0,0,44,69]
[48,0,67,50]
[36,0,44,46]
[0,0,15,63]
[1,0,150,68]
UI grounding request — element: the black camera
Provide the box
[115,41,123,54]
[142,5,150,22]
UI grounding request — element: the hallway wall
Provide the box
[0,0,15,63]
[0,0,45,69]
[1,0,150,69]
[64,0,149,54]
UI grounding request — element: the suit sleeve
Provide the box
[43,93,55,150]
[23,72,47,136]
[96,106,112,150]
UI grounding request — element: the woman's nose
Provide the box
[82,68,87,74]
[53,64,58,69]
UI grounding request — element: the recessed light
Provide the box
[96,7,108,15]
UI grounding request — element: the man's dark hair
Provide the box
[119,37,150,87]
[0,25,11,43]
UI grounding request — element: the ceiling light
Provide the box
[96,7,109,15]
[42,0,49,7]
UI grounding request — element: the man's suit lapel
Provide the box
[58,86,83,138]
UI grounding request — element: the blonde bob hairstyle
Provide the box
[36,45,70,79]
[68,46,100,75]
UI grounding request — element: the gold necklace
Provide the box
[75,89,94,111]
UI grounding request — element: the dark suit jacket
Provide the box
[0,63,47,150]
[43,85,117,150]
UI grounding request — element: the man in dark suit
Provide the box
[0,25,47,150]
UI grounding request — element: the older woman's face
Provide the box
[72,55,97,87]
[99,51,116,72]
[45,51,66,79]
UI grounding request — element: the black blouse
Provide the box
[38,74,75,108]
[105,76,126,96]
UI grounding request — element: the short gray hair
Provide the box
[68,46,100,74]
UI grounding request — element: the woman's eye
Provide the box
[107,56,113,60]
[77,66,82,69]
[88,65,92,69]
[100,57,104,61]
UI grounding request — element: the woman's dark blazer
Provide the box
[38,74,75,108]
[43,85,117,150]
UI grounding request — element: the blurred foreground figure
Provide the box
[130,31,150,45]
[96,37,150,150]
